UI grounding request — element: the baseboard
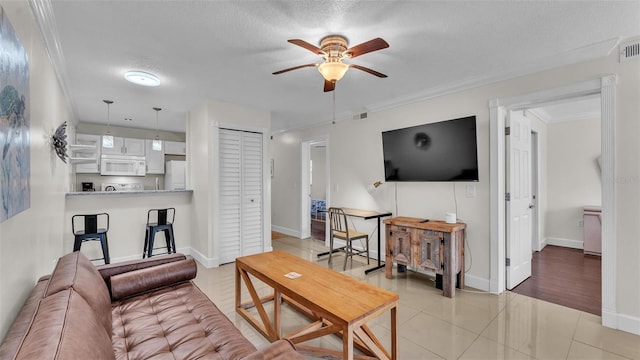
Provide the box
[546,237,583,250]
[602,308,640,335]
[271,225,301,238]
[109,246,192,264]
[189,247,219,268]
[463,274,491,292]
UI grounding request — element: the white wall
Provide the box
[271,42,640,326]
[186,100,271,266]
[546,118,601,247]
[0,1,72,339]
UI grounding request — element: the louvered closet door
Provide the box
[219,129,263,264]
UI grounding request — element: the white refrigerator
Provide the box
[164,160,186,190]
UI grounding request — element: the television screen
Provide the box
[382,116,479,182]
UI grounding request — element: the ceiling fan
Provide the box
[273,35,389,92]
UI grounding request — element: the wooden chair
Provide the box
[328,207,370,270]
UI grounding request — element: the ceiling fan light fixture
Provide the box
[318,62,349,82]
[124,71,161,86]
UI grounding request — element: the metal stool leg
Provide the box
[100,233,110,264]
[147,230,156,258]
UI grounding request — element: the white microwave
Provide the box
[100,155,146,176]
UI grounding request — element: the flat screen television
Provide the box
[382,116,479,182]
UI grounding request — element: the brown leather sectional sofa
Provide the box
[0,251,304,359]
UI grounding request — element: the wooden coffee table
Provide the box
[236,250,398,360]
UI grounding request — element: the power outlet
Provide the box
[577,219,584,228]
[466,184,476,198]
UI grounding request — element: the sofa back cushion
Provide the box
[15,289,115,360]
[44,252,112,334]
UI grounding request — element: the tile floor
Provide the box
[191,237,640,359]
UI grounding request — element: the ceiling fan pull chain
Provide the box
[332,89,336,125]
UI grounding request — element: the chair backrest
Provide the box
[147,208,175,226]
[72,213,109,235]
[328,207,349,234]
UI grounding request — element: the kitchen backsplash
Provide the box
[75,173,166,191]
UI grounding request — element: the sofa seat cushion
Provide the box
[112,282,257,360]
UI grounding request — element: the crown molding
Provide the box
[28,0,77,123]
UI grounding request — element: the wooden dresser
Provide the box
[384,217,466,297]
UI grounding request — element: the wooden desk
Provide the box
[384,217,466,298]
[236,250,398,360]
[317,207,392,274]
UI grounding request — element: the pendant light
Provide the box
[102,100,114,148]
[152,107,162,151]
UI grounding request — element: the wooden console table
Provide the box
[384,217,466,297]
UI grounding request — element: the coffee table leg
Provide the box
[235,264,241,309]
[391,306,397,360]
[274,290,282,339]
[344,325,354,360]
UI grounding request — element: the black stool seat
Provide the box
[143,208,176,258]
[72,213,110,264]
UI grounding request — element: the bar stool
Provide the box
[72,213,110,264]
[143,208,176,258]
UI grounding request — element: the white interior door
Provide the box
[219,129,263,264]
[506,110,533,290]
[241,132,263,256]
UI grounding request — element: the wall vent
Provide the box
[353,112,368,120]
[620,40,640,62]
[352,112,368,120]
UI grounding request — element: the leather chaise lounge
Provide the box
[0,251,304,359]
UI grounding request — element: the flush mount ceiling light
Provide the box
[124,71,160,86]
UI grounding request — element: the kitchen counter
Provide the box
[66,189,193,197]
[65,189,192,263]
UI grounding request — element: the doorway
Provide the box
[508,100,603,315]
[490,75,616,326]
[300,136,330,241]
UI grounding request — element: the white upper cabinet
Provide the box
[101,136,145,156]
[145,139,165,174]
[72,134,101,173]
[164,141,186,155]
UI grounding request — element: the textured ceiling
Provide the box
[40,1,639,133]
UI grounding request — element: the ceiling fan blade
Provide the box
[324,80,336,92]
[345,38,389,58]
[288,39,323,55]
[272,63,317,75]
[350,64,388,78]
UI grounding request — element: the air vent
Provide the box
[620,40,640,62]
[352,112,368,120]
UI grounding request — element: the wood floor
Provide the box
[511,245,601,315]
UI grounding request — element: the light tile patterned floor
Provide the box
[191,237,640,359]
